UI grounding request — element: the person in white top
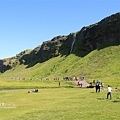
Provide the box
[107,85,112,99]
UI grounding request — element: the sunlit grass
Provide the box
[0,88,120,120]
[0,78,75,90]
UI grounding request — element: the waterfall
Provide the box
[70,33,76,53]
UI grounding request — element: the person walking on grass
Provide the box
[96,83,100,93]
[107,85,112,100]
[58,81,61,87]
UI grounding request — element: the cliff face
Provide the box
[19,35,68,68]
[0,60,12,73]
[76,12,120,54]
[0,12,120,72]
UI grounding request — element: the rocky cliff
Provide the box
[76,12,120,53]
[0,12,120,73]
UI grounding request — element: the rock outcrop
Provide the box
[76,12,120,54]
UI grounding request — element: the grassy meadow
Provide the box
[0,86,120,120]
[0,45,120,119]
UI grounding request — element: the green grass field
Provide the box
[0,80,120,120]
[0,45,120,119]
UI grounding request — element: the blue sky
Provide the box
[0,0,120,59]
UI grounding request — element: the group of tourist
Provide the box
[95,80,112,100]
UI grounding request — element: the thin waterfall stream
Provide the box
[70,33,76,53]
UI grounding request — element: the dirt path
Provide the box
[74,80,90,88]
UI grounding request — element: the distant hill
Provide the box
[0,12,120,81]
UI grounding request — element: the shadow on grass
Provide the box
[90,92,95,93]
[112,100,120,103]
[97,98,106,100]
[112,97,120,103]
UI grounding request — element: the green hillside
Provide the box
[1,13,120,88]
[1,45,120,87]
